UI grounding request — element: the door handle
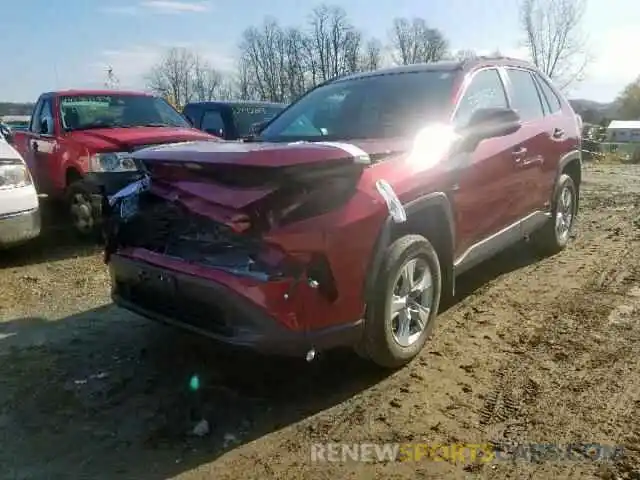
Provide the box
[552,128,565,139]
[31,140,38,152]
[512,147,527,162]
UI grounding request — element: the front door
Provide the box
[27,97,58,196]
[450,67,525,261]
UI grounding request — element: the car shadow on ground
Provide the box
[0,199,101,269]
[0,241,543,478]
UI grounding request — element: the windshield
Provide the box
[231,105,284,137]
[59,94,191,131]
[259,70,456,142]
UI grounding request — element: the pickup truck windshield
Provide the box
[258,70,456,142]
[59,94,191,131]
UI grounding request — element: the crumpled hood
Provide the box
[118,138,411,227]
[133,137,410,167]
[68,127,218,152]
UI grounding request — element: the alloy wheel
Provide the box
[389,257,434,347]
[555,185,574,242]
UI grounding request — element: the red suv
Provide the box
[105,57,581,368]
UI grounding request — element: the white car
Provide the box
[0,126,40,248]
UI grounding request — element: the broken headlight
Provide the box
[266,176,358,228]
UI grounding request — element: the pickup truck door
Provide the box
[450,67,525,265]
[24,97,59,196]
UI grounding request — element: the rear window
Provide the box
[232,105,283,137]
[535,75,562,114]
[506,69,545,122]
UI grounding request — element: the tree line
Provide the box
[145,6,455,106]
[143,0,593,108]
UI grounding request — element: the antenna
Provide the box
[105,65,120,89]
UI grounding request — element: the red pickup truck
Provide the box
[13,90,217,236]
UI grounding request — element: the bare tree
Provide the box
[239,21,286,102]
[616,76,640,121]
[452,49,477,61]
[520,0,589,90]
[146,47,196,107]
[306,5,362,82]
[104,66,120,89]
[191,57,223,102]
[146,47,227,106]
[235,55,255,100]
[390,17,448,65]
[361,38,383,71]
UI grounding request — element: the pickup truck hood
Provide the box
[68,127,217,152]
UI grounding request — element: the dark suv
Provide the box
[182,101,286,140]
[105,57,581,368]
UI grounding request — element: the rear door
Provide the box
[451,67,524,260]
[531,72,578,205]
[501,67,550,219]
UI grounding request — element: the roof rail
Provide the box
[462,55,529,67]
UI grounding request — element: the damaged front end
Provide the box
[103,174,289,282]
[102,142,383,355]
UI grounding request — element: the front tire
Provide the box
[532,174,577,256]
[357,235,442,369]
[66,180,102,240]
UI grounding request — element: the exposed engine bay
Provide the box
[102,151,370,298]
[103,187,293,282]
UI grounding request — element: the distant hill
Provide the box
[0,102,34,116]
[569,98,620,126]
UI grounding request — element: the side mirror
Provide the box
[0,124,13,144]
[458,107,521,151]
[40,119,49,135]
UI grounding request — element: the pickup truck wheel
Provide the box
[532,174,577,255]
[66,181,101,239]
[358,235,442,369]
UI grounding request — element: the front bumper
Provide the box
[109,254,364,357]
[84,171,144,196]
[0,208,41,248]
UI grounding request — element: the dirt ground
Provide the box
[1,162,639,480]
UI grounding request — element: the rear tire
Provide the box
[357,234,442,369]
[531,174,577,256]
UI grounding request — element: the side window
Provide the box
[39,99,54,135]
[453,69,508,129]
[535,74,562,114]
[201,110,225,134]
[30,100,43,133]
[507,69,544,122]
